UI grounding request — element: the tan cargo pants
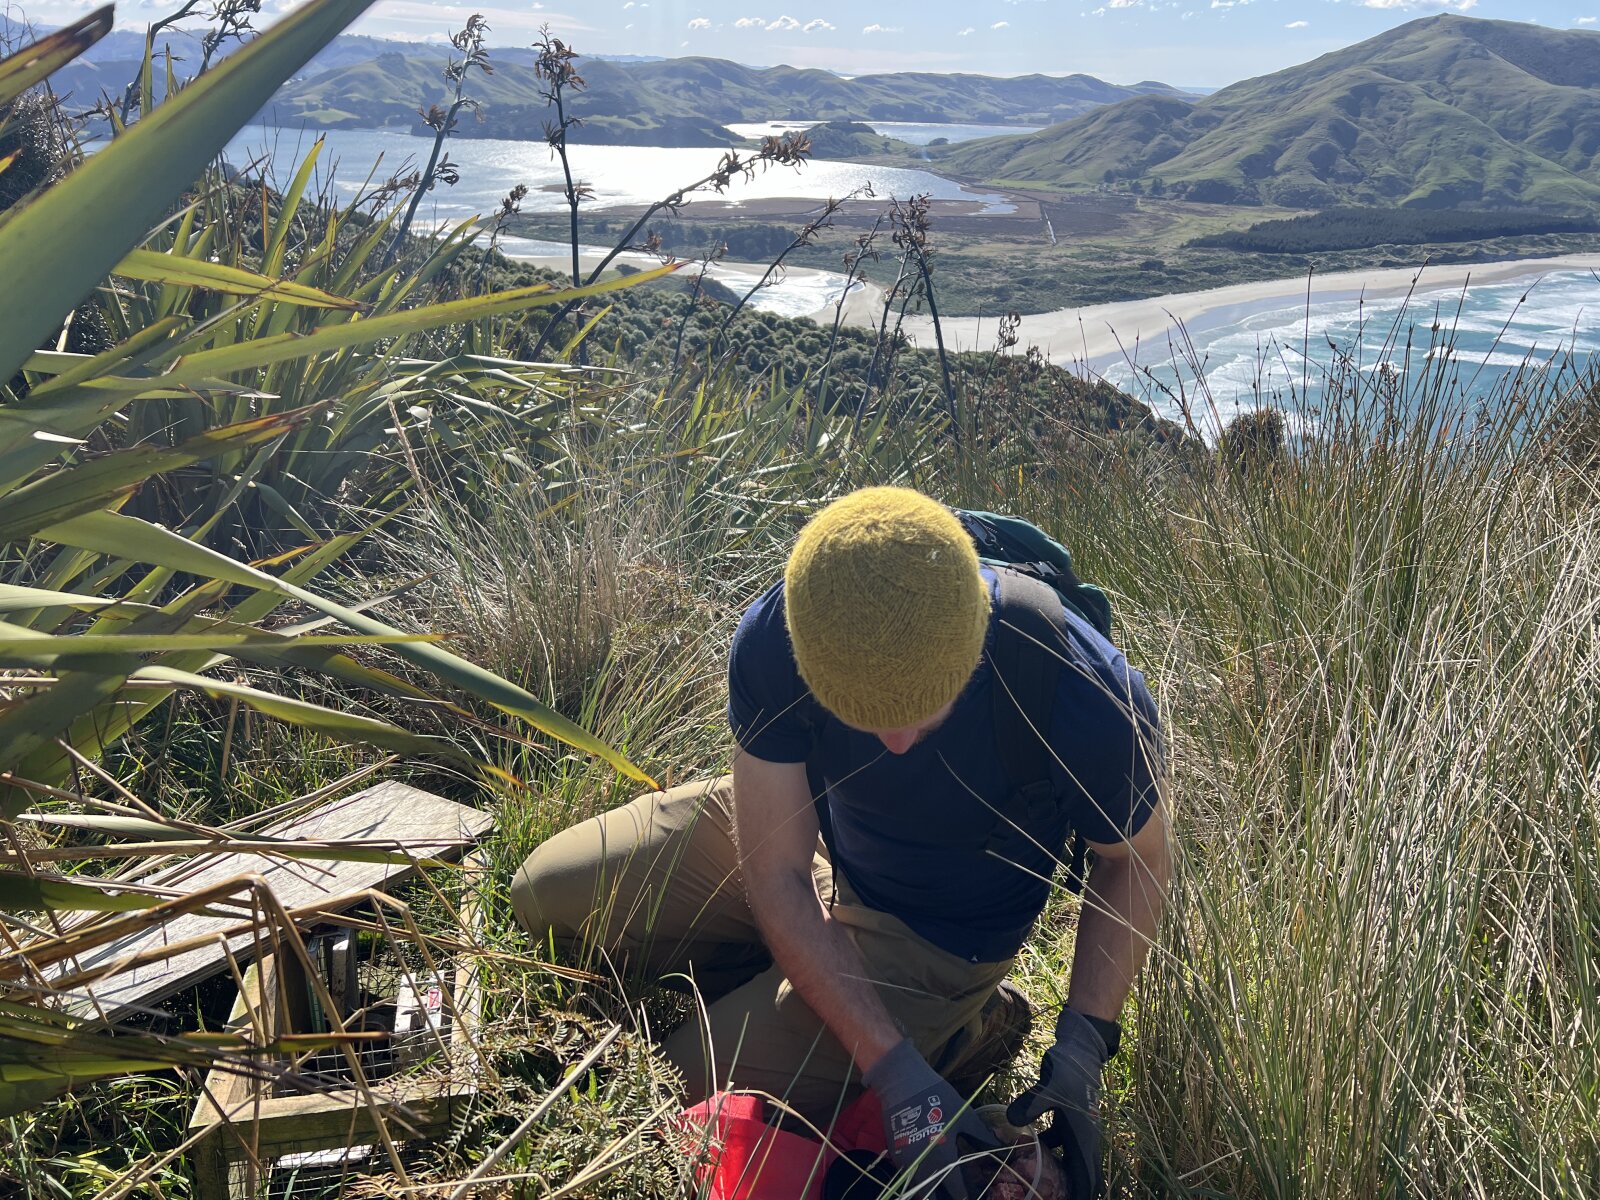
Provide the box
[511,776,1013,1120]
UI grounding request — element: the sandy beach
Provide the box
[883,254,1600,367]
[500,236,1600,371]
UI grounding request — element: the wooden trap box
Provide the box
[187,915,483,1200]
[32,781,491,1199]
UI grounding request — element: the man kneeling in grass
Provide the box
[513,487,1170,1199]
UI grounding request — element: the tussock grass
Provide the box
[996,357,1600,1196]
[356,333,1600,1196]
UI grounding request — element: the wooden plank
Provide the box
[187,950,295,1135]
[202,1086,462,1157]
[188,854,486,1135]
[45,782,492,1020]
[188,885,486,1200]
[188,966,265,1197]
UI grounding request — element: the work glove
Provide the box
[1006,1007,1116,1200]
[862,1038,999,1200]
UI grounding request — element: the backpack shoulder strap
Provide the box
[990,567,1093,892]
[992,567,1065,825]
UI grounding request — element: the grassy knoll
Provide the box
[1187,207,1600,254]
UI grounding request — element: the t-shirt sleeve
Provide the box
[727,583,814,763]
[1057,662,1163,847]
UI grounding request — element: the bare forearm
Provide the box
[1067,842,1170,1022]
[749,868,903,1071]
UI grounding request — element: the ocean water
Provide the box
[223,124,1010,222]
[495,236,860,320]
[223,123,991,318]
[1096,270,1600,431]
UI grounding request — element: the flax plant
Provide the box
[388,12,492,264]
[0,0,675,1121]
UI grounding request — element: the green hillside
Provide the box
[795,119,918,158]
[262,53,1188,144]
[618,59,1188,125]
[938,15,1600,212]
[254,54,735,145]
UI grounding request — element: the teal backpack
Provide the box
[953,510,1112,639]
[953,509,1113,893]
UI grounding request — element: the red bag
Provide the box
[678,1091,886,1200]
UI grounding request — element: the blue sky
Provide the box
[29,0,1600,88]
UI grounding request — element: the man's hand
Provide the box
[864,1038,998,1200]
[1006,1006,1112,1199]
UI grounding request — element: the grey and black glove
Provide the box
[1005,1006,1118,1200]
[863,1038,998,1200]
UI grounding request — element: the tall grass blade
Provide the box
[0,410,315,541]
[0,872,161,913]
[128,664,477,764]
[141,264,683,388]
[0,629,431,664]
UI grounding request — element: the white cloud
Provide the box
[991,19,1009,28]
[957,25,976,34]
[1357,0,1475,9]
[1286,18,1308,27]
[862,22,901,32]
[767,14,801,29]
[734,15,762,26]
[1579,14,1598,21]
[687,16,710,27]
[802,17,834,31]
[349,2,597,38]
[1108,0,1140,7]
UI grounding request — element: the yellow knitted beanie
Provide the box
[784,486,989,731]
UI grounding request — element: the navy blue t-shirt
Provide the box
[728,567,1161,963]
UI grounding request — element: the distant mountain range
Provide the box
[936,16,1600,213]
[22,22,1192,148]
[26,14,1599,216]
[251,52,1184,145]
[3,23,410,79]
[255,55,736,145]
